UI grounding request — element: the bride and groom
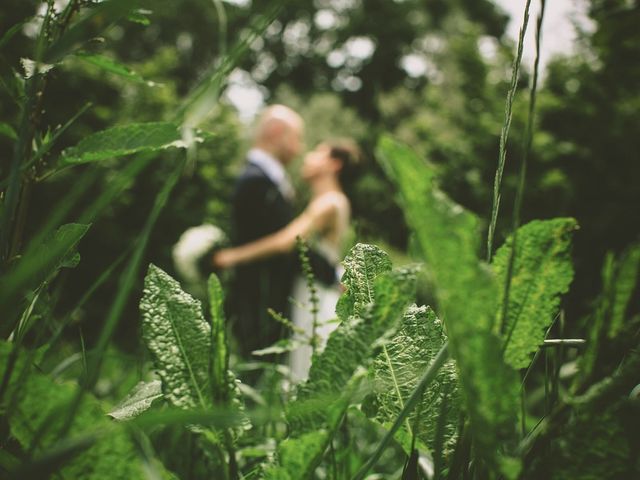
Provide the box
[212,104,360,382]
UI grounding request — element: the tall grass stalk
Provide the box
[500,0,547,338]
[486,0,533,262]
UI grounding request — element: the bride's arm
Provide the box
[214,197,336,268]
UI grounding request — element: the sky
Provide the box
[493,0,593,70]
[224,0,594,122]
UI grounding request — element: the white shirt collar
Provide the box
[247,148,294,199]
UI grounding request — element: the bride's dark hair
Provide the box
[327,138,363,192]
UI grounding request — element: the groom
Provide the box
[228,105,335,358]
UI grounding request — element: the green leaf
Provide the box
[579,243,640,385]
[140,264,212,410]
[127,9,152,26]
[377,136,520,476]
[0,20,26,50]
[609,242,640,338]
[271,246,417,477]
[0,342,158,478]
[366,305,459,455]
[524,353,640,479]
[263,430,329,480]
[335,243,393,320]
[207,273,250,438]
[0,122,17,140]
[0,223,90,321]
[291,254,418,433]
[74,52,152,84]
[208,274,227,402]
[58,122,211,166]
[493,218,577,369]
[108,380,163,421]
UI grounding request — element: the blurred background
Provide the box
[1,0,638,358]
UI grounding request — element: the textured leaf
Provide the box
[140,264,212,409]
[493,218,577,368]
[335,243,393,320]
[272,245,417,476]
[59,122,211,166]
[378,136,520,476]
[108,380,163,421]
[291,254,419,433]
[366,305,459,455]
[0,342,169,479]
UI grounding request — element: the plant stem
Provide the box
[486,0,532,262]
[498,0,547,335]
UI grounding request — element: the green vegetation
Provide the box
[1,0,638,479]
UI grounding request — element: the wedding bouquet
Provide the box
[172,223,228,285]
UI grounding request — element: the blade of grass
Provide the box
[486,0,533,262]
[499,0,547,335]
[56,156,184,440]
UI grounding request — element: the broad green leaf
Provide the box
[0,122,17,140]
[366,305,459,455]
[58,122,211,166]
[140,264,212,409]
[108,380,163,421]
[0,342,165,479]
[73,52,153,85]
[291,258,419,433]
[274,246,417,477]
[493,218,577,368]
[378,136,520,476]
[263,430,329,480]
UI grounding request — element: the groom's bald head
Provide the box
[254,105,304,165]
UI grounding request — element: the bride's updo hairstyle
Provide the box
[327,138,363,192]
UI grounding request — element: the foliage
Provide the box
[108,379,163,421]
[493,218,578,369]
[0,342,170,479]
[364,305,459,456]
[59,122,212,166]
[141,264,213,410]
[377,136,521,476]
[1,0,638,479]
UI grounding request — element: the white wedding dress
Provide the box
[288,191,350,383]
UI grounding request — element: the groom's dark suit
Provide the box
[230,161,295,356]
[229,156,336,357]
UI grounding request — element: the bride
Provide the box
[213,139,361,381]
